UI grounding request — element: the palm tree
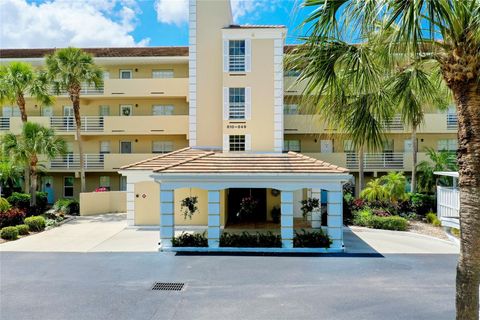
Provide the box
[45,48,103,192]
[1,122,66,206]
[360,179,389,202]
[0,62,53,122]
[0,158,23,197]
[417,147,458,193]
[294,1,480,317]
[379,171,407,202]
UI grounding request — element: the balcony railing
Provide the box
[50,154,104,169]
[0,117,10,130]
[50,116,104,132]
[382,115,404,130]
[437,186,459,219]
[53,84,104,96]
[346,152,404,169]
[447,114,458,130]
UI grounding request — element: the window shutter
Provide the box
[245,39,251,72]
[223,134,229,152]
[245,87,251,120]
[223,40,229,72]
[223,87,229,120]
[245,134,252,151]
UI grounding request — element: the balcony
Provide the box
[0,117,10,131]
[48,153,157,171]
[103,78,188,98]
[284,115,329,134]
[50,116,104,133]
[303,152,405,170]
[446,114,458,130]
[284,76,307,95]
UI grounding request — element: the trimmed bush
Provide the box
[369,216,408,231]
[1,226,19,240]
[0,208,26,228]
[426,212,441,227]
[7,192,30,210]
[53,199,80,216]
[15,224,29,235]
[24,216,46,232]
[410,193,435,216]
[294,229,331,248]
[353,209,373,227]
[0,197,11,213]
[220,231,282,248]
[172,232,208,247]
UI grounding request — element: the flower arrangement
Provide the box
[180,196,199,220]
[300,197,320,218]
[236,196,258,220]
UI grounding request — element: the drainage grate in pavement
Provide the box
[151,282,185,291]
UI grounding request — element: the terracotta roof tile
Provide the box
[121,148,348,174]
[0,47,189,59]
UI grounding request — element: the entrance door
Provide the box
[227,188,267,224]
[120,141,132,154]
[320,140,333,153]
[42,176,55,204]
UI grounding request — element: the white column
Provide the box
[281,191,294,248]
[126,179,135,227]
[159,188,174,249]
[207,190,221,248]
[327,188,344,250]
[311,188,321,229]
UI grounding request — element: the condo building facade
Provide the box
[0,0,457,232]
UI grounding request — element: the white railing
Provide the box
[229,55,245,72]
[50,154,104,169]
[50,116,104,132]
[447,114,458,130]
[0,117,10,130]
[346,152,404,169]
[437,186,460,219]
[53,83,104,96]
[382,115,404,130]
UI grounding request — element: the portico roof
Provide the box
[120,147,348,174]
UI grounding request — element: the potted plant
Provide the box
[300,197,321,228]
[180,196,198,220]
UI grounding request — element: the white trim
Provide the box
[273,37,284,152]
[188,0,197,147]
[245,87,251,120]
[245,134,252,151]
[223,134,229,152]
[223,40,229,73]
[245,39,251,72]
[222,29,286,40]
[223,87,229,120]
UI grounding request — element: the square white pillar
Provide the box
[159,189,174,249]
[310,188,322,229]
[281,191,294,248]
[327,188,343,250]
[207,190,221,248]
[126,181,135,227]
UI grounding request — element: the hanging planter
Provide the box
[180,196,198,220]
[300,198,320,219]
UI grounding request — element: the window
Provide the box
[119,69,132,79]
[404,139,413,152]
[152,141,173,154]
[284,104,299,115]
[103,71,110,80]
[120,176,127,191]
[41,106,53,117]
[99,105,110,116]
[2,106,20,117]
[120,105,132,116]
[120,141,132,154]
[99,141,110,154]
[229,88,245,119]
[152,69,174,78]
[383,139,394,152]
[63,177,74,198]
[343,140,355,152]
[229,135,245,152]
[284,140,301,152]
[285,70,301,77]
[438,139,457,151]
[228,40,246,72]
[99,176,110,188]
[152,105,174,116]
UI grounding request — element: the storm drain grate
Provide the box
[151,282,185,291]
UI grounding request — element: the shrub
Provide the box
[426,212,441,227]
[15,224,29,235]
[369,216,408,231]
[53,199,80,216]
[7,192,30,210]
[372,208,391,217]
[353,209,373,227]
[220,231,282,248]
[293,229,331,248]
[45,219,58,228]
[1,226,19,240]
[0,208,26,228]
[24,216,46,232]
[172,232,208,247]
[410,193,435,215]
[0,197,11,213]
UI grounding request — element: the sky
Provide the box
[0,0,315,49]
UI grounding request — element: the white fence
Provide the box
[346,152,404,169]
[437,186,460,219]
[50,116,104,132]
[50,154,104,169]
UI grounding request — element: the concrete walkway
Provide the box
[0,214,459,254]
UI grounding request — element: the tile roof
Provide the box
[0,46,189,59]
[121,148,348,174]
[226,24,286,29]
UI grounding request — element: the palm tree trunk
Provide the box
[30,165,37,207]
[453,83,480,320]
[72,94,86,193]
[16,94,30,194]
[411,126,418,193]
[357,146,365,197]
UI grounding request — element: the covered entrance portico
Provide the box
[119,148,351,253]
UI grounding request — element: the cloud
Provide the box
[0,0,149,49]
[154,0,283,25]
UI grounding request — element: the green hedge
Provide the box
[353,209,408,231]
[220,231,282,248]
[24,216,46,232]
[15,224,29,235]
[53,199,80,215]
[293,229,331,248]
[7,192,48,215]
[1,226,19,240]
[172,232,208,247]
